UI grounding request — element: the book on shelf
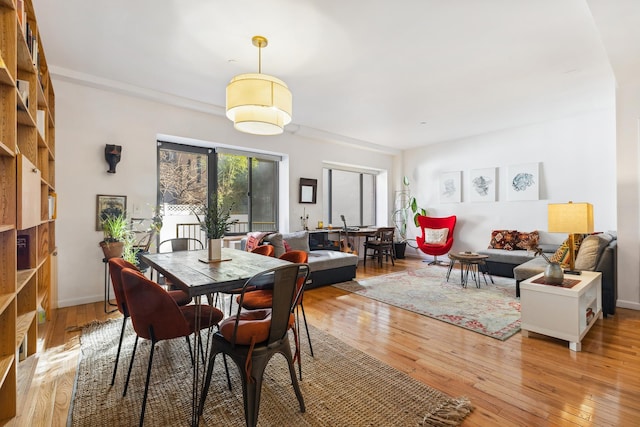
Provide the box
[36,109,45,138]
[16,79,29,106]
[17,0,26,34]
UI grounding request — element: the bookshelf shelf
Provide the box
[0,0,55,421]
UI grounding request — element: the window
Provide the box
[323,167,376,226]
[157,142,279,239]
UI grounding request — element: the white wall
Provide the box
[401,109,618,260]
[54,79,397,307]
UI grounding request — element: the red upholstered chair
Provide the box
[120,267,224,427]
[250,244,275,257]
[416,215,457,265]
[238,250,313,378]
[107,258,191,387]
[198,263,309,427]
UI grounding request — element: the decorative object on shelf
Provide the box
[299,177,317,203]
[392,176,427,253]
[226,35,292,135]
[300,207,309,231]
[105,144,122,173]
[548,201,594,273]
[194,193,237,261]
[96,194,127,231]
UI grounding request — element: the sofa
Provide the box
[478,230,617,316]
[241,231,358,289]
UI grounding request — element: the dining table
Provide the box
[140,247,291,426]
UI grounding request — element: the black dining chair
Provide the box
[198,263,309,427]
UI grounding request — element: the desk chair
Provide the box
[199,263,309,427]
[121,267,224,427]
[363,227,396,267]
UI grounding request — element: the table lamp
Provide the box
[548,202,594,274]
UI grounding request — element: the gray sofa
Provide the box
[241,231,358,289]
[479,231,617,316]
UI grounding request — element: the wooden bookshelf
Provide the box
[0,0,56,421]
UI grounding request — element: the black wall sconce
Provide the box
[105,144,122,173]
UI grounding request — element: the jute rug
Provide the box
[334,266,521,340]
[69,319,472,426]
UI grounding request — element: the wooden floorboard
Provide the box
[9,257,640,426]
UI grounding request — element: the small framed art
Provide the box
[96,194,127,230]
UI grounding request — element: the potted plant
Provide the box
[194,193,238,261]
[99,213,130,260]
[392,176,427,258]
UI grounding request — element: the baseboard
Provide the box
[616,300,640,311]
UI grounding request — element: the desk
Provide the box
[141,248,290,426]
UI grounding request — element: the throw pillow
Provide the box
[281,231,310,253]
[262,233,285,257]
[515,231,539,250]
[488,230,519,250]
[245,231,271,252]
[550,234,586,267]
[425,228,449,245]
[574,233,612,271]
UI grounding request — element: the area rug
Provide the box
[334,266,521,340]
[68,319,472,426]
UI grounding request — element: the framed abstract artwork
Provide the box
[96,194,127,230]
[470,167,496,202]
[440,171,461,203]
[507,163,539,201]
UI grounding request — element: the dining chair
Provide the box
[158,237,204,252]
[120,267,224,427]
[198,263,309,427]
[238,250,313,379]
[107,258,192,387]
[223,244,276,315]
[363,227,396,267]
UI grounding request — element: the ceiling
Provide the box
[32,0,637,151]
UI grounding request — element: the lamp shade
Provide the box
[548,202,594,233]
[226,73,292,136]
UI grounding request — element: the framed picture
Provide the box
[299,178,317,204]
[440,171,461,203]
[470,167,496,202]
[507,163,539,201]
[96,194,127,230]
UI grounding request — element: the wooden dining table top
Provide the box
[141,248,291,297]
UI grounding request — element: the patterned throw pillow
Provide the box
[488,230,519,250]
[550,234,586,267]
[515,230,539,250]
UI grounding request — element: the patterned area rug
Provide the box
[334,266,521,340]
[69,319,473,426]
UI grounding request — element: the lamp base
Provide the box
[564,269,582,275]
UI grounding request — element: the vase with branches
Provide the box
[392,176,427,246]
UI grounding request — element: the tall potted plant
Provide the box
[195,193,237,261]
[392,176,427,258]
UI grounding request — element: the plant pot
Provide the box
[208,238,222,261]
[99,241,124,260]
[544,262,564,285]
[394,242,407,259]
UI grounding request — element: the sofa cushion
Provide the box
[575,233,613,271]
[282,231,310,253]
[479,248,537,265]
[488,230,519,250]
[262,233,286,257]
[307,250,358,272]
[425,228,449,244]
[515,231,539,250]
[550,234,585,267]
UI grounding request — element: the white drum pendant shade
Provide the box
[226,73,292,136]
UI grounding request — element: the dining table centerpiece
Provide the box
[195,194,237,262]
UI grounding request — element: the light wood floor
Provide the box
[8,257,640,426]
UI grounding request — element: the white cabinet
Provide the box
[520,271,602,351]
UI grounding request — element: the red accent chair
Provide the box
[238,250,313,379]
[416,215,457,265]
[107,258,191,387]
[120,267,224,426]
[250,244,275,257]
